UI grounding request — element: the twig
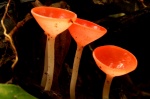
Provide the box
[0,0,42,69]
[1,0,18,69]
[9,13,32,37]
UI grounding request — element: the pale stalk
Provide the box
[102,74,114,99]
[70,45,84,99]
[44,35,55,91]
[41,37,48,87]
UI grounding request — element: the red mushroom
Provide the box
[93,45,137,99]
[68,18,107,99]
[31,6,77,91]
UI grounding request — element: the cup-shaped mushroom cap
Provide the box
[93,45,137,77]
[68,18,107,46]
[31,6,77,36]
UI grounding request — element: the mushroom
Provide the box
[92,45,137,99]
[31,6,77,91]
[68,18,107,99]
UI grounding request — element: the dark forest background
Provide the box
[0,0,150,99]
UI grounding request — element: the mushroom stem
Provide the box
[41,38,48,87]
[70,45,84,99]
[44,35,55,91]
[102,74,114,99]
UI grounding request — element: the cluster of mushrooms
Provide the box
[31,6,137,99]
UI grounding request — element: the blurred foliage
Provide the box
[0,84,38,99]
